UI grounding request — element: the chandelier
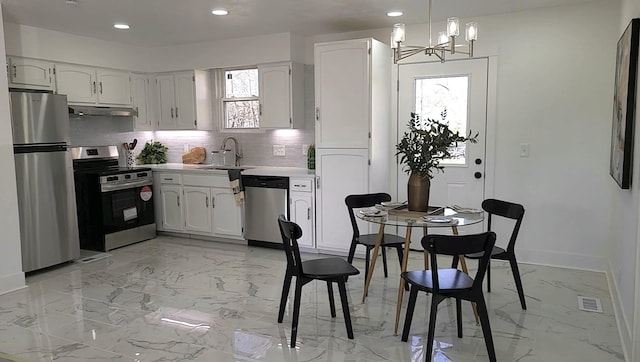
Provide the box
[391,0,477,63]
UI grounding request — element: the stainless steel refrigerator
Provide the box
[10,91,79,272]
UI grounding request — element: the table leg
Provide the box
[452,225,480,325]
[362,224,385,303]
[394,226,413,335]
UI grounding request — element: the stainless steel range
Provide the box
[72,145,156,252]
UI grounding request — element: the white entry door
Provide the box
[397,59,488,247]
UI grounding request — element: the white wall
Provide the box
[612,0,640,359]
[0,7,26,294]
[4,23,147,71]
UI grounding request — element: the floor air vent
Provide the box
[578,296,603,313]
[77,253,111,264]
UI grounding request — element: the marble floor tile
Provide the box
[0,236,625,361]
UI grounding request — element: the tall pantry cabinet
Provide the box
[314,38,392,254]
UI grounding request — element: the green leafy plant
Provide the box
[136,141,168,164]
[396,112,478,179]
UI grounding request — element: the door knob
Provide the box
[474,172,482,179]
[475,158,482,165]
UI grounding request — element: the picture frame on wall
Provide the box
[610,18,639,189]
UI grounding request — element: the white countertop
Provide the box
[140,163,316,178]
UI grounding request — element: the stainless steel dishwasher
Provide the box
[242,175,289,248]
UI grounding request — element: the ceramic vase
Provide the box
[407,171,430,212]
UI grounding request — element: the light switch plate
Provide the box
[520,143,530,158]
[273,144,286,156]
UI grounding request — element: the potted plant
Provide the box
[136,141,168,164]
[396,112,478,211]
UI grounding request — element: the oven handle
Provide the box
[101,179,153,192]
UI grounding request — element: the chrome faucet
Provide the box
[221,136,243,166]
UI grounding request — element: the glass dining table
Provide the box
[356,206,484,335]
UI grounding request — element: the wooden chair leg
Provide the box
[425,293,440,361]
[363,248,371,288]
[456,298,462,338]
[278,270,292,323]
[327,281,336,317]
[396,247,409,291]
[475,296,496,362]
[382,245,389,277]
[401,286,419,342]
[290,279,304,348]
[337,280,354,339]
[508,255,527,310]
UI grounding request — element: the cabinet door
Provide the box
[160,185,184,231]
[184,186,213,234]
[56,64,96,104]
[212,187,243,238]
[315,40,371,148]
[291,192,314,248]
[156,75,176,129]
[316,149,369,252]
[259,63,291,129]
[8,57,54,90]
[174,72,196,129]
[97,69,131,106]
[131,74,152,130]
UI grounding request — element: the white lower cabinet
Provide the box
[184,186,212,234]
[290,178,315,249]
[159,185,184,232]
[211,188,243,238]
[154,171,243,240]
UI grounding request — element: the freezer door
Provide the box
[10,92,70,145]
[14,149,79,272]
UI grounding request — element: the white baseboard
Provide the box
[0,271,25,296]
[517,247,606,272]
[607,260,631,362]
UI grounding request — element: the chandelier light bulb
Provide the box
[466,22,478,41]
[438,31,448,45]
[447,17,459,37]
[392,23,406,44]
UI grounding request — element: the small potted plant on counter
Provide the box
[137,141,168,164]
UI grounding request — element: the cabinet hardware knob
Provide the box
[206,196,209,208]
[175,107,179,118]
[99,82,103,94]
[177,195,180,207]
[171,107,174,118]
[474,172,482,179]
[12,65,16,78]
[93,81,96,94]
[307,207,311,220]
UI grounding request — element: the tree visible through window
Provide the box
[223,68,259,129]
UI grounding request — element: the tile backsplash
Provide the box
[69,117,314,168]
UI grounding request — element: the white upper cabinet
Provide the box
[56,63,131,106]
[314,40,371,148]
[96,69,131,105]
[131,73,153,130]
[258,62,304,129]
[7,57,54,91]
[154,70,211,130]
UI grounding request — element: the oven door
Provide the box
[101,181,155,235]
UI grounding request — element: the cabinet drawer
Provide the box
[183,174,229,188]
[159,173,182,184]
[290,178,313,192]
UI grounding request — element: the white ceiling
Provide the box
[1,0,595,48]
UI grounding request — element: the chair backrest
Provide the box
[345,193,392,238]
[482,198,525,254]
[422,232,496,291]
[278,215,304,275]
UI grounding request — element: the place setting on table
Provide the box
[355,201,485,334]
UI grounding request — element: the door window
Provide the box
[415,76,469,165]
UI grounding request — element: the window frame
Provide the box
[220,67,261,131]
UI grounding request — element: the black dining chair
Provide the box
[345,193,405,285]
[401,232,497,362]
[277,215,360,348]
[465,198,527,310]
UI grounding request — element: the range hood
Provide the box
[68,105,136,117]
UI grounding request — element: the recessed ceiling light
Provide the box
[66,0,78,5]
[211,9,229,16]
[387,11,403,17]
[113,23,130,30]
